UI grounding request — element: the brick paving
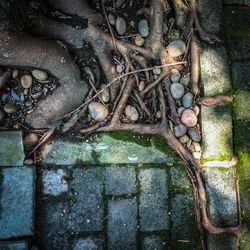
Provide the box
[0,0,249,249]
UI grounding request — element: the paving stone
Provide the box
[201,104,233,161]
[234,90,250,121]
[0,166,35,239]
[171,194,200,250]
[38,201,70,250]
[141,236,168,250]
[0,131,25,166]
[224,0,250,4]
[229,40,250,61]
[105,166,136,195]
[198,0,223,34]
[41,134,172,165]
[200,47,231,96]
[207,233,238,250]
[72,237,104,250]
[139,168,168,232]
[69,168,104,232]
[204,167,238,227]
[232,63,250,90]
[108,199,137,250]
[0,241,29,250]
[170,166,190,190]
[42,169,68,196]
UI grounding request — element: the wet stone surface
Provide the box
[0,241,29,250]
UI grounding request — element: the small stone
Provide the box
[23,133,39,148]
[12,69,19,79]
[153,74,158,80]
[21,74,33,88]
[155,111,161,119]
[138,19,149,38]
[32,69,48,81]
[163,22,168,34]
[138,80,145,92]
[23,89,29,95]
[174,124,187,138]
[192,142,201,152]
[171,69,181,82]
[182,92,193,108]
[166,40,186,58]
[170,83,185,99]
[115,0,125,8]
[100,84,110,103]
[24,159,34,165]
[108,14,116,26]
[88,102,109,121]
[179,135,190,144]
[3,103,17,114]
[134,35,145,46]
[116,64,124,74]
[180,75,190,86]
[0,109,5,123]
[152,67,161,75]
[192,151,201,159]
[181,109,197,127]
[193,105,200,116]
[188,127,201,142]
[125,105,139,121]
[116,17,127,36]
[177,107,185,116]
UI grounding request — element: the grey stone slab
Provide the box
[72,237,104,250]
[105,166,136,195]
[139,169,168,232]
[0,166,35,239]
[170,166,191,190]
[234,90,250,121]
[39,201,70,250]
[198,0,223,34]
[41,134,173,165]
[224,0,250,4]
[207,233,238,250]
[141,236,168,250]
[204,167,238,227]
[108,199,137,250]
[171,194,200,250]
[0,131,24,166]
[69,168,104,232]
[201,104,233,161]
[232,62,250,90]
[0,241,29,250]
[200,47,231,96]
[42,169,68,196]
[230,40,250,61]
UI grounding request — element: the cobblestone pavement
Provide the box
[0,0,249,250]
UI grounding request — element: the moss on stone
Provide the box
[108,131,151,148]
[234,91,250,121]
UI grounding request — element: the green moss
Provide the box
[108,131,151,148]
[152,135,178,161]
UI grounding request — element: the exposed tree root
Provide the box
[0,0,242,248]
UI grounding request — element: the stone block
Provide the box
[201,103,233,161]
[171,194,200,250]
[69,168,104,232]
[198,0,223,34]
[108,199,137,250]
[0,131,24,166]
[200,47,231,96]
[105,166,136,195]
[204,167,238,227]
[0,241,29,250]
[207,233,238,250]
[0,166,35,239]
[42,169,69,196]
[232,63,250,90]
[224,0,250,4]
[41,134,173,165]
[38,201,70,250]
[141,236,168,250]
[230,40,250,61]
[72,237,104,250]
[139,168,168,232]
[234,90,250,121]
[170,166,191,190]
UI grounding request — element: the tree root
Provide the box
[1,0,242,248]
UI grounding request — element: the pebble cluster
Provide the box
[0,67,57,127]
